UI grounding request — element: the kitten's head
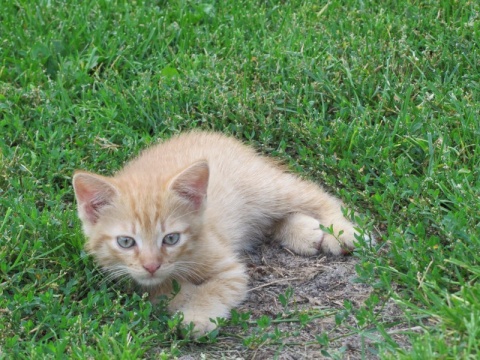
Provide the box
[72,161,209,287]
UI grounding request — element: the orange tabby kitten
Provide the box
[73,131,365,336]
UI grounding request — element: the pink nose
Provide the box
[143,263,161,275]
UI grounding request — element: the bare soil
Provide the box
[178,242,410,359]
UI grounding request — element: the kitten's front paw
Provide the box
[181,310,217,338]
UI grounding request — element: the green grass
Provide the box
[1,0,479,358]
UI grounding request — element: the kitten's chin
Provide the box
[136,278,165,287]
[133,274,169,287]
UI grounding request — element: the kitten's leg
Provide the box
[167,259,249,337]
[272,177,362,255]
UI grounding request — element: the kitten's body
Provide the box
[73,132,363,335]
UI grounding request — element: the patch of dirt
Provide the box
[178,242,411,359]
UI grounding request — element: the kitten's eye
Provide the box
[117,236,136,248]
[163,233,180,245]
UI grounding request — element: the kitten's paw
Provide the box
[318,232,354,255]
[319,226,374,255]
[277,213,326,256]
[276,213,373,256]
[181,311,217,338]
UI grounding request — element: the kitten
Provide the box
[73,131,365,336]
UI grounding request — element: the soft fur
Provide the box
[73,131,363,336]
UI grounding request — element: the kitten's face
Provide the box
[87,195,201,286]
[73,161,209,287]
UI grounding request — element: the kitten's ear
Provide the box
[72,171,118,225]
[169,161,209,210]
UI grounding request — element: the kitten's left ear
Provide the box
[169,161,209,210]
[72,171,119,225]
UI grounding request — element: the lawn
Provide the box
[1,0,479,358]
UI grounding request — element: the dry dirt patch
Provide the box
[179,242,410,359]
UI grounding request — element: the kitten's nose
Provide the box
[143,263,161,275]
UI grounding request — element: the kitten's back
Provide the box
[118,132,298,248]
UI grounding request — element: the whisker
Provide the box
[98,265,131,286]
[174,267,203,281]
[173,264,210,283]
